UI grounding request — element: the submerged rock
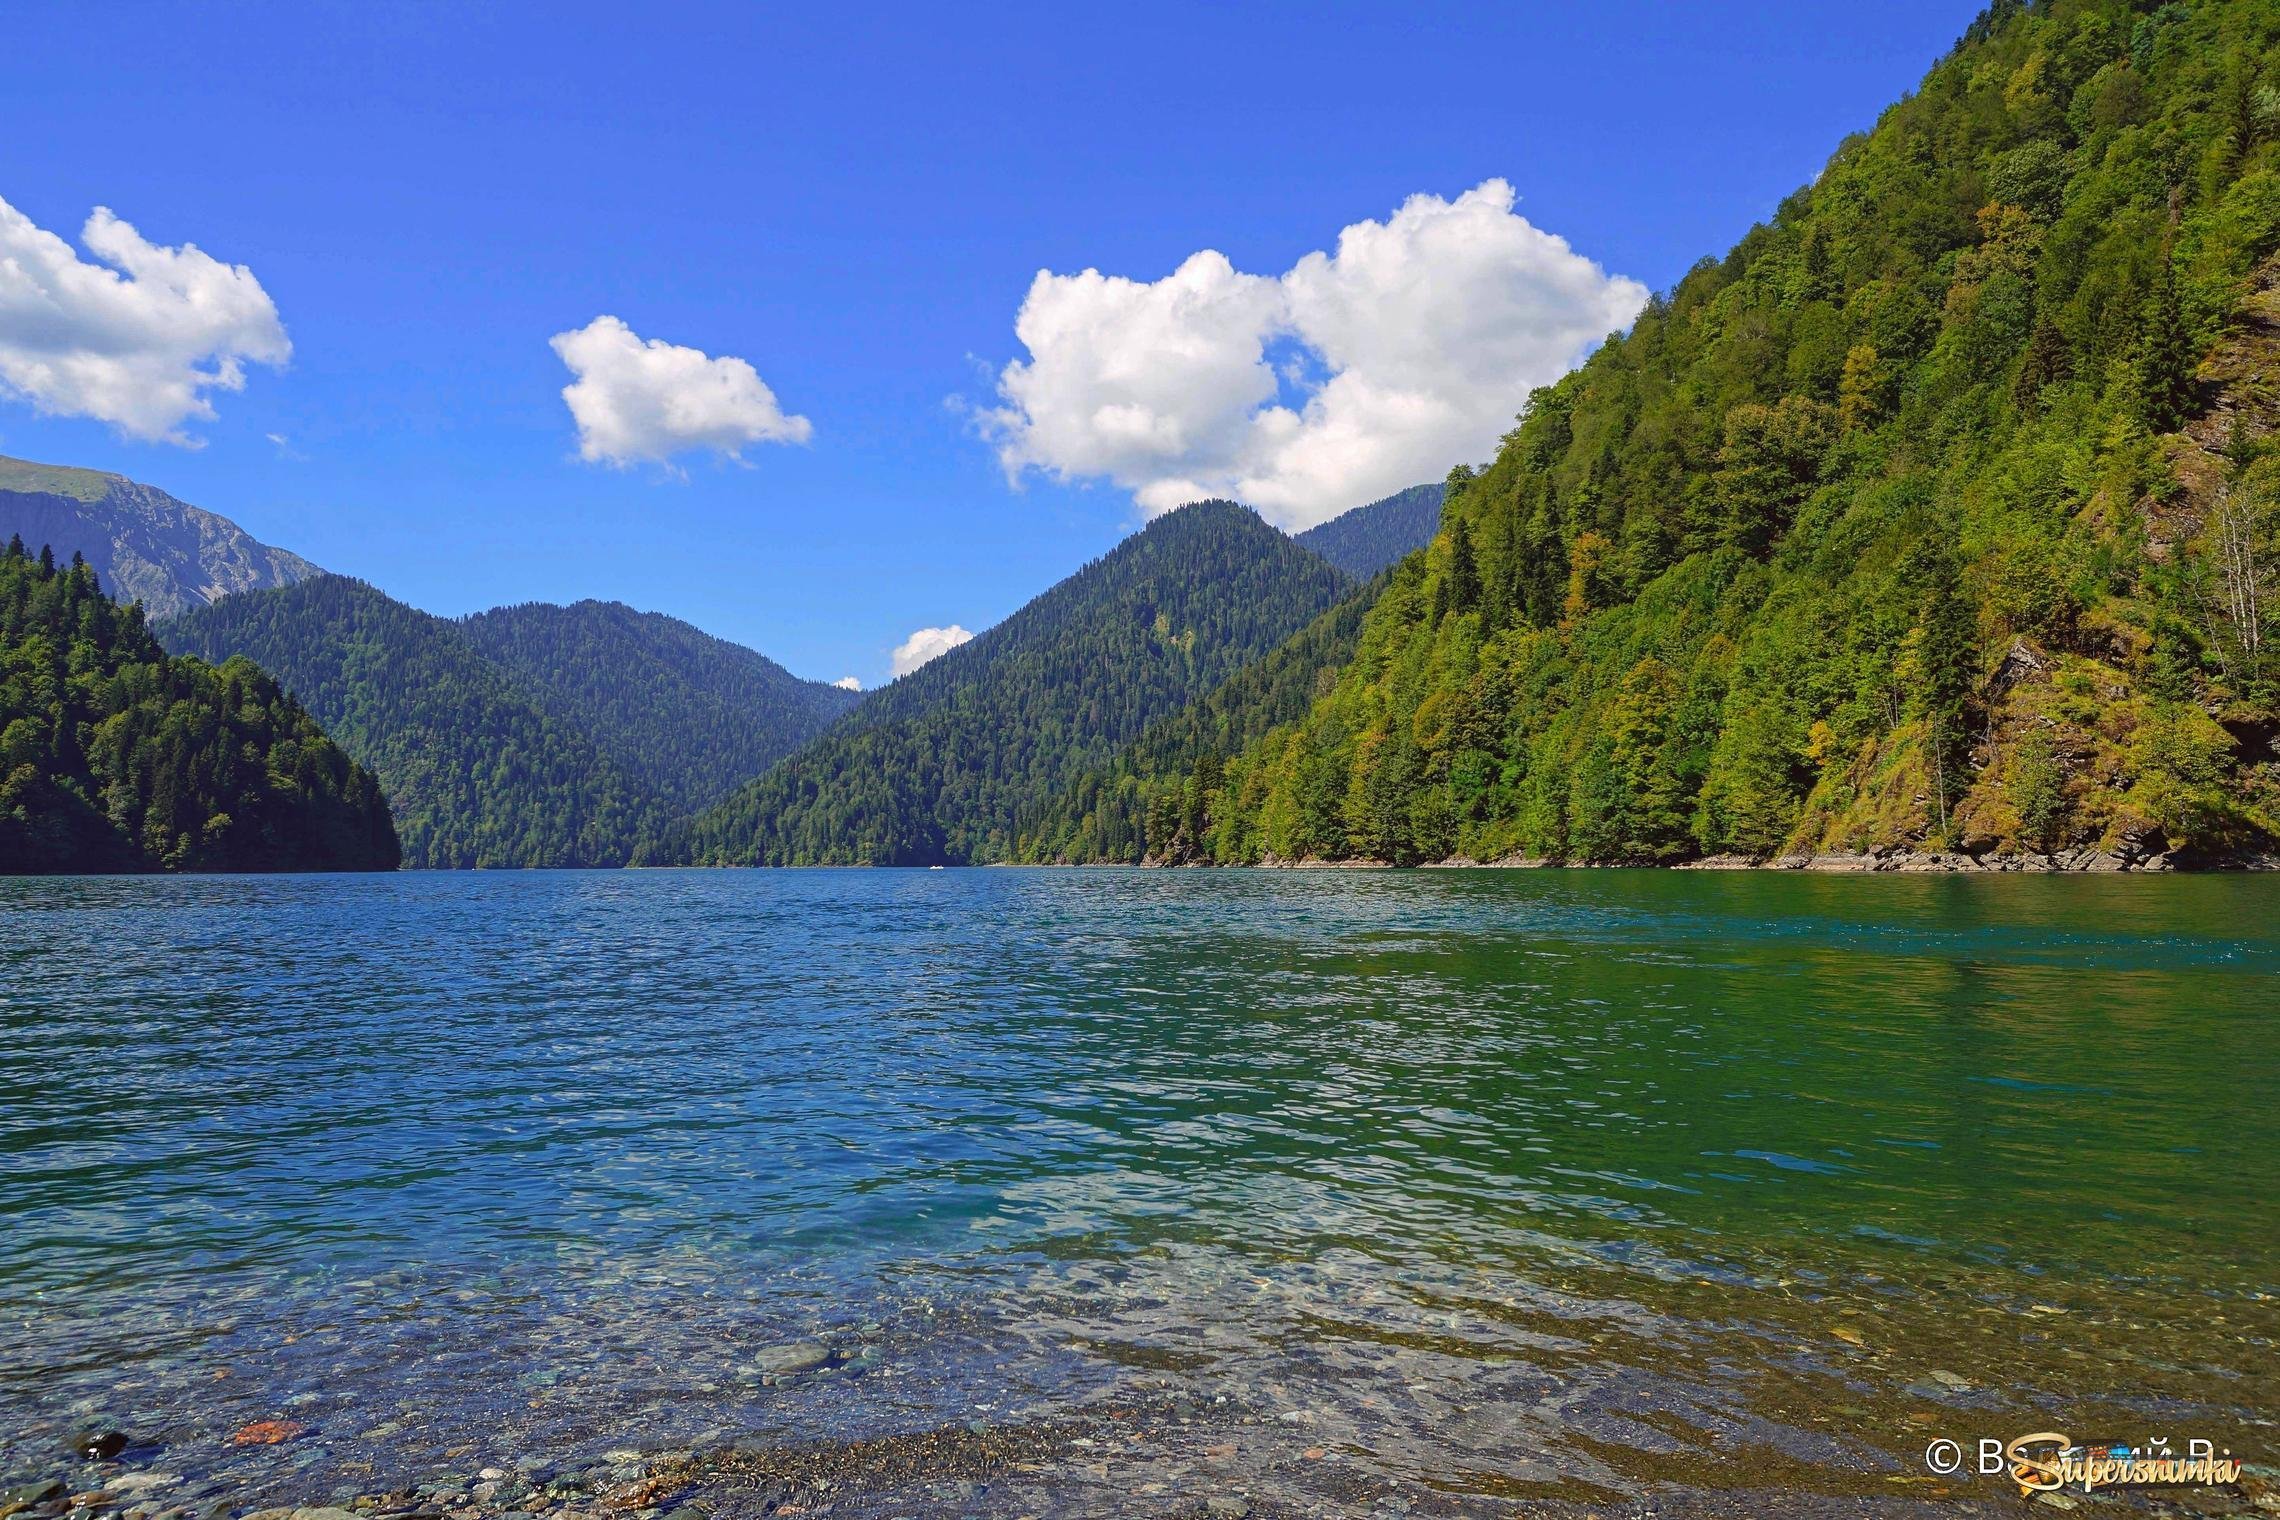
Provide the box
[749,1340,833,1376]
[3,1479,66,1507]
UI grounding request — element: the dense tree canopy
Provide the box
[0,538,397,873]
[1018,570,1391,863]
[164,576,665,868]
[1052,0,2280,869]
[667,501,1355,865]
[458,599,860,816]
[1293,484,1445,579]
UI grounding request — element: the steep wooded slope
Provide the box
[1294,484,1445,578]
[164,576,664,868]
[1,540,397,873]
[1087,0,2280,869]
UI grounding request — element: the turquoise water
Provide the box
[1,869,2274,1508]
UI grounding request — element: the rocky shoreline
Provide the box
[1208,846,2280,872]
[13,1427,2268,1520]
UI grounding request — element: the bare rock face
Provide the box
[0,454,319,620]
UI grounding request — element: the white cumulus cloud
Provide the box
[891,624,974,678]
[550,315,811,468]
[980,180,1648,530]
[0,195,290,444]
[832,675,862,691]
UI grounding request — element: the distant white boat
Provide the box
[929,865,944,870]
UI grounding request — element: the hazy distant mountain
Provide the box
[459,599,863,815]
[1294,483,1445,578]
[0,454,319,621]
[669,499,1356,866]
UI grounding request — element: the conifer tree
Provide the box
[2133,255,2195,432]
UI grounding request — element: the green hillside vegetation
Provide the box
[0,538,397,873]
[458,599,861,816]
[1294,483,1446,578]
[1019,569,1392,863]
[1071,0,2280,869]
[668,500,1355,865]
[164,576,664,868]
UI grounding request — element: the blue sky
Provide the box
[0,1,1981,687]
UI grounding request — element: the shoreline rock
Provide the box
[1159,847,2280,873]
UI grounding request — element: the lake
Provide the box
[2,869,2274,1516]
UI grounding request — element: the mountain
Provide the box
[458,600,862,816]
[0,455,319,621]
[1018,566,1394,863]
[0,538,396,873]
[668,499,1355,865]
[1294,483,1446,578]
[163,576,666,868]
[1071,0,2280,870]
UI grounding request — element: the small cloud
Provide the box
[550,314,811,469]
[890,624,973,678]
[831,675,861,691]
[0,195,290,445]
[266,431,305,460]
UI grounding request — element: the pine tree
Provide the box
[2013,318,2072,411]
[1911,544,1979,837]
[1439,517,1482,617]
[2132,255,2195,432]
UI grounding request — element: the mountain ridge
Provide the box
[162,576,671,868]
[666,499,1356,865]
[0,454,320,621]
[458,598,862,816]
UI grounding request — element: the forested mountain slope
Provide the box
[458,599,861,815]
[164,576,665,868]
[1083,0,2280,870]
[1294,484,1445,578]
[0,539,397,873]
[668,500,1355,865]
[0,455,319,622]
[1019,568,1394,863]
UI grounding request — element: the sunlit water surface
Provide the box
[2,869,2274,1512]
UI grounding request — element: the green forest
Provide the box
[1294,484,1446,579]
[458,599,860,816]
[668,500,1356,865]
[0,538,397,873]
[164,576,666,869]
[1041,0,2280,869]
[1018,572,1387,863]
